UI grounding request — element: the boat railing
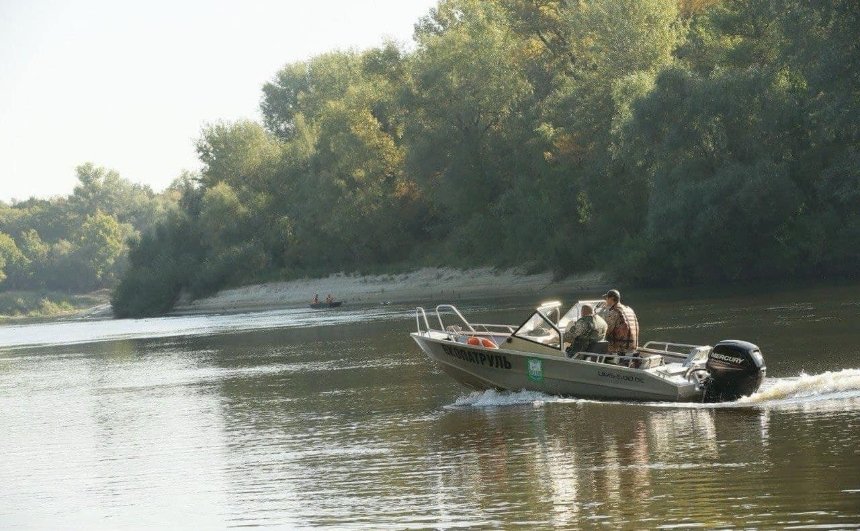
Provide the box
[567,341,709,369]
[470,323,517,334]
[415,307,431,333]
[567,350,655,366]
[414,305,516,336]
[434,304,475,333]
[640,341,711,367]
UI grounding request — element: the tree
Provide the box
[0,232,28,285]
[311,97,409,263]
[71,162,165,231]
[14,229,49,288]
[261,52,364,140]
[111,211,204,318]
[74,211,132,289]
[195,121,283,192]
[408,0,537,257]
[612,0,860,283]
[260,45,426,269]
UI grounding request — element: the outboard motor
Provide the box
[703,340,766,402]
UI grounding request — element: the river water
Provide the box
[1,284,859,528]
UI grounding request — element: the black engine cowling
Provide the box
[703,340,766,402]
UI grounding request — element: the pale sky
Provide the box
[0,0,438,202]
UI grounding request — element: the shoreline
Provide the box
[0,268,609,322]
[0,290,112,322]
[171,268,609,315]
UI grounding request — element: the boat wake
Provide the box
[449,388,579,408]
[736,368,860,406]
[447,368,860,410]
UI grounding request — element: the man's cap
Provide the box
[602,289,621,301]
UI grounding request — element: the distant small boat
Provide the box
[309,301,343,309]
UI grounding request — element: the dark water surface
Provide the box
[1,284,859,528]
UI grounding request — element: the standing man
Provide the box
[564,304,607,358]
[600,289,640,367]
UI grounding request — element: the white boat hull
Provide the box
[412,332,702,402]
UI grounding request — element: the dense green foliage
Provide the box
[618,0,860,282]
[113,0,859,317]
[0,163,175,295]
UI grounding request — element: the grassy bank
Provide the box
[0,290,110,320]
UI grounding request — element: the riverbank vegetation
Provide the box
[46,0,860,317]
[0,290,109,320]
[0,164,177,316]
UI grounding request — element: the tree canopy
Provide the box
[0,164,175,293]
[110,0,859,316]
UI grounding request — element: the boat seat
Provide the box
[567,340,609,361]
[589,341,609,354]
[638,354,665,369]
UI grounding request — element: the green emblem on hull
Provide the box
[527,357,543,382]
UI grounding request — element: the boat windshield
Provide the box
[513,311,560,345]
[558,299,607,332]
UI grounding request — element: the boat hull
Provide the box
[309,301,343,309]
[412,333,702,402]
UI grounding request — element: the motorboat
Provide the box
[411,300,766,403]
[309,301,343,309]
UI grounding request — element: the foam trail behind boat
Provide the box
[736,368,860,405]
[449,389,578,408]
[448,369,860,409]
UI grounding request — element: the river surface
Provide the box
[1,284,859,528]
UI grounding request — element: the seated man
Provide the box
[564,304,608,358]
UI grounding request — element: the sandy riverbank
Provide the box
[172,268,609,315]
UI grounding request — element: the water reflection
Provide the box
[0,343,229,527]
[423,399,860,528]
[1,287,859,527]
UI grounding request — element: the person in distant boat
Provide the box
[325,294,333,304]
[600,289,640,367]
[564,304,607,358]
[313,293,319,304]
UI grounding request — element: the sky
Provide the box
[0,0,438,202]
